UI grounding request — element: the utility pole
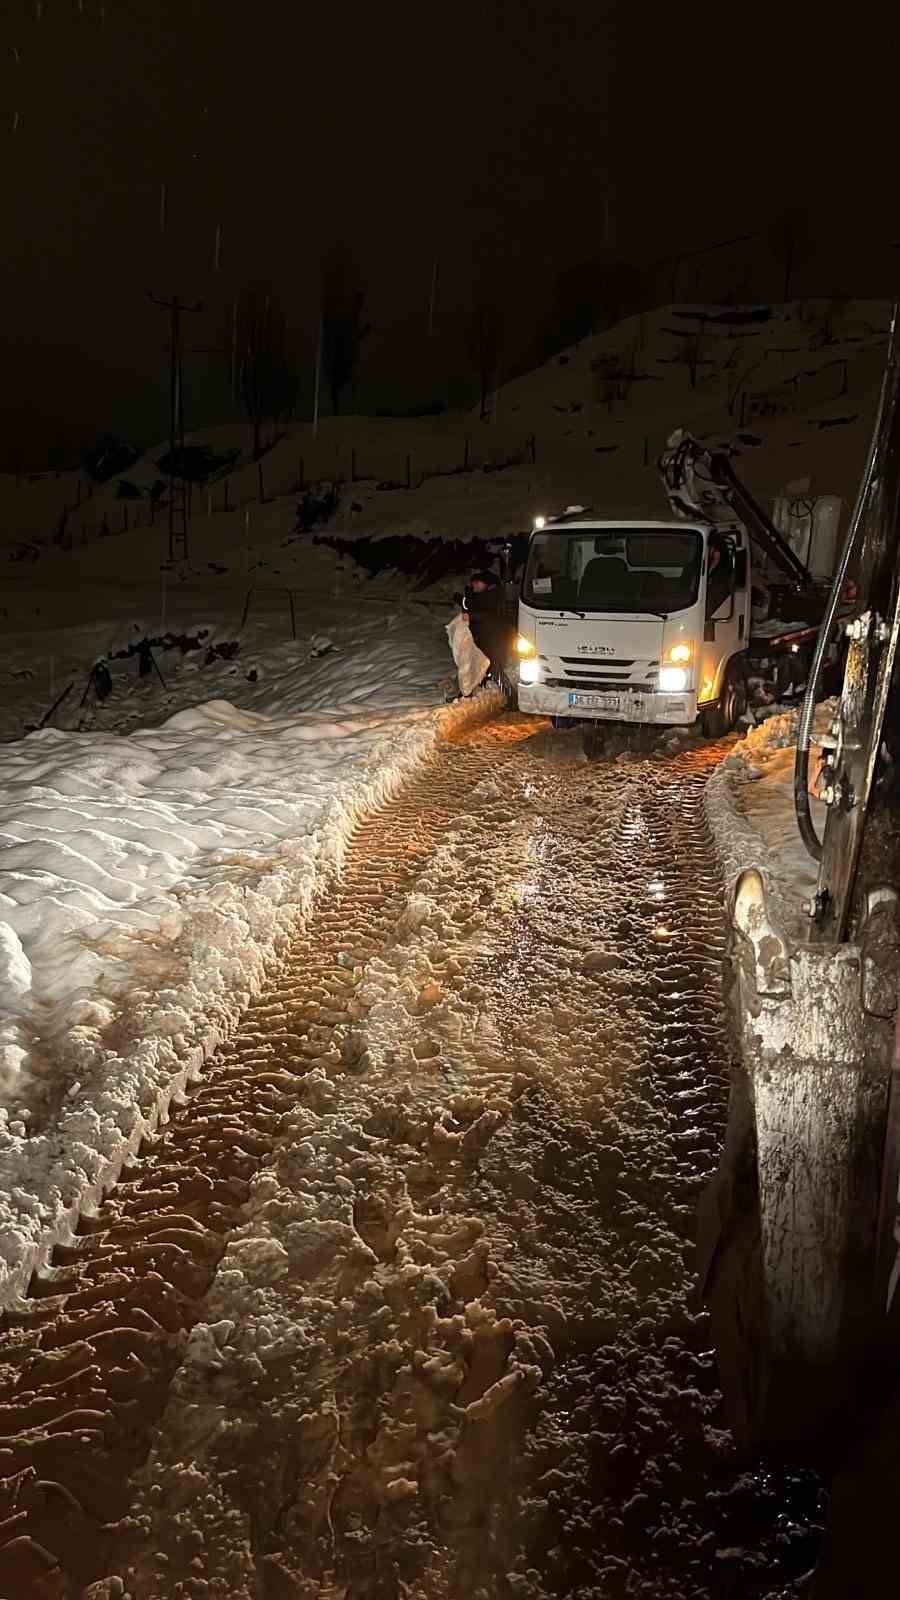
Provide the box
[428,255,438,336]
[312,315,323,438]
[149,292,202,562]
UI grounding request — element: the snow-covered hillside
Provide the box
[494,296,891,512]
[1,299,889,565]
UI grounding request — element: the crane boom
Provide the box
[658,429,815,587]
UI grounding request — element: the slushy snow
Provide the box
[0,553,487,1304]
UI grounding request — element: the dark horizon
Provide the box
[3,0,899,465]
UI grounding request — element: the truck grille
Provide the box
[558,656,645,668]
[549,656,659,689]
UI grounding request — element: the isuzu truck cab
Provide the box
[515,513,751,738]
[512,431,848,743]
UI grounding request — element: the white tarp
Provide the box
[445,611,489,696]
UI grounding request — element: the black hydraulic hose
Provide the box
[793,305,898,860]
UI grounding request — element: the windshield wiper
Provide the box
[576,605,669,619]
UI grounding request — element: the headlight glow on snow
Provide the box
[515,635,537,657]
[667,641,693,665]
[519,657,541,684]
[659,665,688,692]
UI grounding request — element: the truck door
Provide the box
[699,535,747,703]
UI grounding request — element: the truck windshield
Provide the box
[523,527,702,614]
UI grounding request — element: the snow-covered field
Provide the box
[0,494,501,1306]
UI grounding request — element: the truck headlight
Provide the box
[515,635,537,657]
[659,666,689,692]
[667,641,693,665]
[519,657,541,685]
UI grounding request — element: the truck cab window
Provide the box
[524,527,702,613]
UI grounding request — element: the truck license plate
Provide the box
[569,691,620,711]
[568,692,644,716]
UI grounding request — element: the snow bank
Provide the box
[0,637,494,1308]
[704,702,833,934]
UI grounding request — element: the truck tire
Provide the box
[701,658,747,738]
[496,668,518,711]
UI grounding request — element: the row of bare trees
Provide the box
[228,257,509,450]
[228,245,372,458]
[223,208,820,456]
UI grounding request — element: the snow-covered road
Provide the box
[0,713,823,1599]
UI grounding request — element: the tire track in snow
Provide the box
[1,722,815,1599]
[100,730,750,1600]
[0,716,535,1599]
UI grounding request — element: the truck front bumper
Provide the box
[517,681,699,725]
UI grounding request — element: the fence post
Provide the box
[287,589,296,640]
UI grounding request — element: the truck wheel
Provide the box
[497,669,518,711]
[702,658,748,738]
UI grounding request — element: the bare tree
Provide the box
[811,290,849,350]
[466,302,504,420]
[675,317,706,390]
[231,285,296,458]
[533,258,644,364]
[769,208,814,302]
[321,245,372,416]
[591,353,624,412]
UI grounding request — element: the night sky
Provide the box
[2,0,897,457]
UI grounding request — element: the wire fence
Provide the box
[18,432,543,554]
[6,345,873,559]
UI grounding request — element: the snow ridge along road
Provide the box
[0,669,482,1309]
[0,716,817,1599]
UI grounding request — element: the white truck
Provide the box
[513,430,848,744]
